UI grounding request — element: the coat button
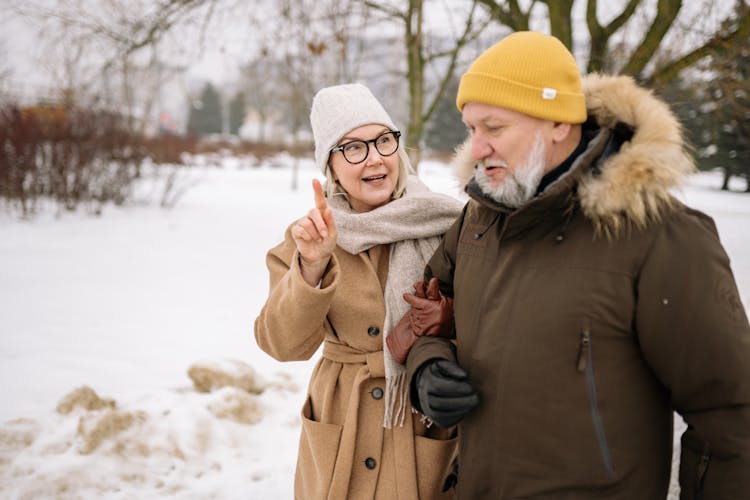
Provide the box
[367,325,380,336]
[371,387,383,400]
[364,457,377,470]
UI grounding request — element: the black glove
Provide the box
[413,358,479,428]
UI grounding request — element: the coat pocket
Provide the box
[295,395,343,500]
[414,433,459,499]
[576,327,615,479]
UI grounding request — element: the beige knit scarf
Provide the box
[329,175,463,428]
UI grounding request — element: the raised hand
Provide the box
[293,179,338,286]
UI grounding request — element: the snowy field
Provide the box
[0,157,748,500]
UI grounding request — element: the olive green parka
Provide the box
[406,74,750,499]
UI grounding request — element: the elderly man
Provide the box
[403,31,750,499]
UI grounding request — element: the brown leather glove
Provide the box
[386,310,418,365]
[405,277,454,338]
[386,278,454,365]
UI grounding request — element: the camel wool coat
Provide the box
[255,225,457,500]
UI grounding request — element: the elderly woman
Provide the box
[254,83,462,499]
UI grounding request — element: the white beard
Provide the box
[474,132,547,208]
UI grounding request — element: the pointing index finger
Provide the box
[312,179,327,211]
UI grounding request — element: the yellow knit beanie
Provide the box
[457,31,586,124]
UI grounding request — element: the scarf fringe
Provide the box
[383,366,408,428]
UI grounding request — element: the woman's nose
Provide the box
[364,142,382,164]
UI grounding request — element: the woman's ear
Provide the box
[328,163,338,182]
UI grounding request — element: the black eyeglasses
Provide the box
[329,130,401,164]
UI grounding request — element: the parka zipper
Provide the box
[577,328,615,478]
[695,443,711,500]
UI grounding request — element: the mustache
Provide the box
[475,160,509,170]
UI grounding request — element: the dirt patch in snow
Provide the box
[56,386,116,415]
[188,359,265,394]
[76,409,147,454]
[207,388,264,425]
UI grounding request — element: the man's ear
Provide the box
[550,122,573,144]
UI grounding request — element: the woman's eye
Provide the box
[345,143,364,153]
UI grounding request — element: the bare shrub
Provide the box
[142,134,198,165]
[0,104,145,216]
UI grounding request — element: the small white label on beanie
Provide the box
[542,87,557,100]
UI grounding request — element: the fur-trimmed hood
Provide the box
[453,74,696,235]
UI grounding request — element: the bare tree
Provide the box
[363,0,489,167]
[476,0,750,86]
[240,55,279,144]
[268,0,336,189]
[10,0,196,131]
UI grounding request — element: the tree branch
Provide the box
[362,1,406,21]
[604,0,641,35]
[622,0,682,78]
[586,0,643,72]
[650,4,750,85]
[423,0,486,124]
[476,0,530,30]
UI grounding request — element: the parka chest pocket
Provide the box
[457,222,491,257]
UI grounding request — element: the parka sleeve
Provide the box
[635,208,750,499]
[254,225,341,362]
[406,207,466,379]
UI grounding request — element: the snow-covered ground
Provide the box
[0,158,747,499]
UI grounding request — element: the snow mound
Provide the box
[76,408,148,455]
[207,387,264,425]
[0,360,280,499]
[187,358,265,394]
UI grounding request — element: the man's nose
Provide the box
[471,133,492,161]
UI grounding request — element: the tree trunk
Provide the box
[405,0,424,169]
[544,0,574,50]
[721,167,730,190]
[586,0,642,74]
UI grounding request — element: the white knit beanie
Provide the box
[310,83,398,173]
